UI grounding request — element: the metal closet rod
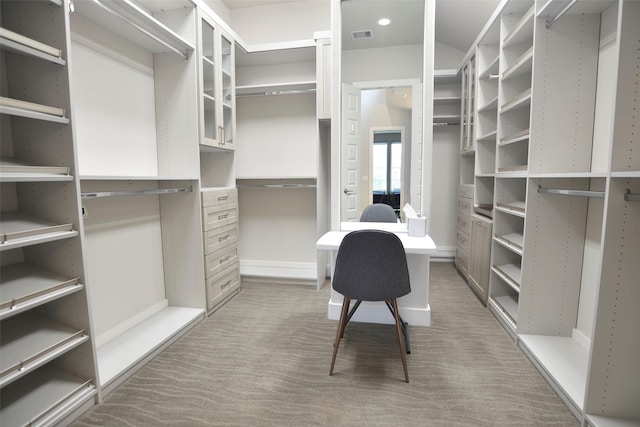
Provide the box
[546,0,579,29]
[237,183,316,189]
[537,185,604,198]
[82,0,189,60]
[81,186,192,199]
[236,88,316,98]
[625,189,640,202]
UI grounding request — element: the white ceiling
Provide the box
[222,0,501,54]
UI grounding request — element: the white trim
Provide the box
[95,299,167,348]
[239,260,317,280]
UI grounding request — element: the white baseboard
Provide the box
[240,259,317,281]
[432,245,456,260]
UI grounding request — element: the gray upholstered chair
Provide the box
[329,229,411,382]
[359,203,398,223]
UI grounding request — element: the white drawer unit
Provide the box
[201,188,240,313]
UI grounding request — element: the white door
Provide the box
[410,82,423,210]
[341,83,361,222]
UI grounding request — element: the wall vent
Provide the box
[351,30,373,40]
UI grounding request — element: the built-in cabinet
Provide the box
[468,214,492,304]
[459,0,640,423]
[0,1,98,424]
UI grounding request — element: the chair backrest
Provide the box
[359,203,398,223]
[332,230,411,301]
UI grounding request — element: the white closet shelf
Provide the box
[461,148,476,156]
[489,294,518,326]
[500,128,530,146]
[500,88,532,113]
[0,365,96,427]
[478,96,498,112]
[434,69,460,84]
[235,40,315,67]
[479,55,500,79]
[0,263,82,320]
[519,334,589,414]
[492,264,522,291]
[494,233,524,254]
[73,0,194,59]
[0,96,68,124]
[97,306,205,390]
[80,175,197,181]
[495,201,526,217]
[477,130,498,142]
[0,27,64,65]
[0,312,89,388]
[236,177,317,189]
[611,171,640,178]
[537,0,616,20]
[503,4,535,48]
[497,165,528,173]
[502,47,533,81]
[586,415,640,427]
[0,212,76,251]
[0,159,71,182]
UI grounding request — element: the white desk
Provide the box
[316,226,437,327]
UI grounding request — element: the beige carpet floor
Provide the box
[73,262,578,426]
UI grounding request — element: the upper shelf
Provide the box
[73,0,194,59]
[0,27,65,65]
[236,81,316,98]
[0,159,72,183]
[503,4,535,48]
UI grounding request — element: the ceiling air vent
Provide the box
[351,30,373,40]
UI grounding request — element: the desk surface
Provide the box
[317,230,437,255]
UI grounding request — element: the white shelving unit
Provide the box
[461,0,639,423]
[234,41,321,283]
[70,0,206,395]
[1,0,99,424]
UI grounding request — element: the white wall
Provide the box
[435,40,465,70]
[342,44,424,84]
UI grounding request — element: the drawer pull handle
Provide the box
[218,235,230,242]
[221,280,231,290]
[219,256,231,264]
[218,214,229,220]
[218,196,229,201]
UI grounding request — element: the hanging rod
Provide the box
[83,0,189,59]
[433,122,461,127]
[236,88,316,98]
[546,0,579,28]
[624,189,640,202]
[237,184,316,189]
[537,185,604,198]
[81,186,192,199]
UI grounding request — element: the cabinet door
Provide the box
[198,13,235,150]
[460,55,476,153]
[219,30,235,150]
[469,215,492,304]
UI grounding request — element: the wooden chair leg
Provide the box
[330,296,351,376]
[391,299,409,383]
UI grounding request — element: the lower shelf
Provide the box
[96,306,205,393]
[519,334,589,417]
[0,365,96,427]
[587,415,640,427]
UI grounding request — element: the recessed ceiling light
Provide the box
[378,18,391,26]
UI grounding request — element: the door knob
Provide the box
[343,188,355,195]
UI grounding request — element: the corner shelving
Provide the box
[1,0,98,423]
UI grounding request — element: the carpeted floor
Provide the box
[73,262,578,426]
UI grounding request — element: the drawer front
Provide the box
[458,197,472,216]
[205,244,239,279]
[456,246,469,273]
[201,188,237,208]
[203,205,238,231]
[459,184,474,199]
[457,229,470,252]
[204,223,238,255]
[457,214,471,235]
[206,264,240,310]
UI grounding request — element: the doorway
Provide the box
[371,129,403,213]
